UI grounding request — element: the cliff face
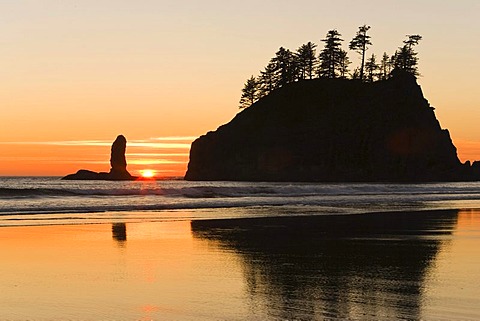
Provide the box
[186,74,470,182]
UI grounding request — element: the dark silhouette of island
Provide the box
[191,210,459,319]
[62,135,137,180]
[185,72,480,182]
[187,26,480,181]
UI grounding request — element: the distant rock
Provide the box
[185,73,478,182]
[108,135,133,180]
[63,169,107,180]
[62,135,137,180]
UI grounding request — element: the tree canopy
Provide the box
[392,35,423,76]
[349,25,372,81]
[296,42,317,80]
[239,76,258,109]
[238,26,422,108]
[318,29,345,79]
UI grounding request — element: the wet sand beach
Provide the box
[1,209,479,320]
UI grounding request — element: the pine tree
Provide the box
[296,42,317,80]
[405,34,422,49]
[258,60,279,98]
[273,47,297,86]
[239,76,259,109]
[351,67,360,80]
[349,25,372,81]
[392,34,422,76]
[379,52,392,80]
[365,54,379,82]
[318,29,345,78]
[338,50,351,79]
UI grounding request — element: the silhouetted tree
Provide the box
[405,34,422,48]
[258,60,279,98]
[351,67,360,80]
[239,76,259,109]
[318,29,345,78]
[241,28,423,105]
[338,50,351,79]
[379,52,392,80]
[296,42,317,80]
[273,47,297,86]
[365,54,379,82]
[392,34,422,76]
[349,25,372,81]
[256,48,297,98]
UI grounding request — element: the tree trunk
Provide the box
[360,43,366,81]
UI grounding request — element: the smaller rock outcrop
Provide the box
[62,135,137,180]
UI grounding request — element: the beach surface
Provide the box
[1,209,480,320]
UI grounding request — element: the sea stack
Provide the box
[185,73,477,182]
[108,135,131,180]
[62,135,136,180]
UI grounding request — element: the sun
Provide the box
[140,169,156,179]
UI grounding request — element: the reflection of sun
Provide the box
[140,169,155,178]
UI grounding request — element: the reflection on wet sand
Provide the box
[191,210,459,320]
[112,223,127,245]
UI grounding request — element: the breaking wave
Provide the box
[1,177,480,220]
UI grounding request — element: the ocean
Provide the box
[1,177,480,319]
[2,176,480,226]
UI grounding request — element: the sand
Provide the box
[0,209,479,320]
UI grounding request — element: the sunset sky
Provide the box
[1,0,479,176]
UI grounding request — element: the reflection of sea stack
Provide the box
[191,210,459,320]
[62,135,137,180]
[112,223,127,244]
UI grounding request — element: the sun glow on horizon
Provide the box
[0,137,192,176]
[140,169,156,179]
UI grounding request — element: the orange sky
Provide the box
[1,1,479,176]
[0,138,193,177]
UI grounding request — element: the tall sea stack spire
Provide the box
[62,135,136,180]
[109,135,129,178]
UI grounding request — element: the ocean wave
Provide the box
[2,179,480,219]
[0,188,80,197]
[2,183,480,199]
[0,186,276,198]
[2,190,480,217]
